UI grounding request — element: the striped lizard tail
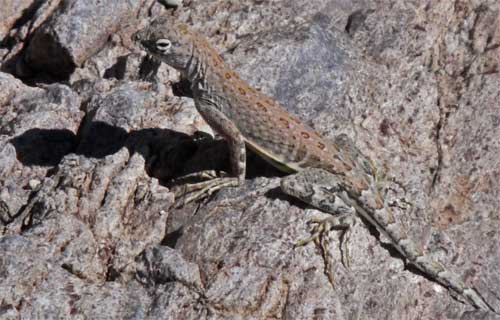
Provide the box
[353,198,496,313]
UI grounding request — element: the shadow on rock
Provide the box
[10,128,78,166]
[10,120,283,187]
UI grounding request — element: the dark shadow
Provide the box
[75,120,130,159]
[138,54,162,82]
[344,9,375,36]
[23,31,76,81]
[171,77,193,98]
[73,119,205,182]
[264,186,309,209]
[7,112,285,231]
[0,199,13,225]
[161,227,183,248]
[9,117,281,185]
[105,266,120,282]
[10,128,78,166]
[103,55,128,80]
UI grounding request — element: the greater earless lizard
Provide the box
[133,15,496,313]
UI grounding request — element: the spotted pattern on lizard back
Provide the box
[134,16,363,180]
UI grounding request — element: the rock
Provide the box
[0,0,36,41]
[136,245,204,292]
[28,179,41,190]
[0,235,151,319]
[0,0,499,319]
[23,0,148,78]
[0,72,82,225]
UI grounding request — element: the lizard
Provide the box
[133,15,496,313]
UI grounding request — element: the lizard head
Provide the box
[133,15,194,70]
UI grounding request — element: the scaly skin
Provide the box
[133,16,496,313]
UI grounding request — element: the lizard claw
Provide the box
[173,176,239,208]
[295,214,356,287]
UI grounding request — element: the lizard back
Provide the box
[135,16,371,189]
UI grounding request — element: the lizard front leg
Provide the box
[281,168,357,285]
[174,102,246,207]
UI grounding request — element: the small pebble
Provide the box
[161,0,182,8]
[29,179,41,190]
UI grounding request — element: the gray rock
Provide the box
[136,245,204,292]
[0,72,82,225]
[0,0,36,41]
[0,0,60,77]
[0,235,151,319]
[1,0,499,319]
[23,0,147,77]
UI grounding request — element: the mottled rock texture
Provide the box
[1,0,499,319]
[0,0,36,41]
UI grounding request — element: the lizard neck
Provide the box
[185,48,209,93]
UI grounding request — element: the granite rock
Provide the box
[1,0,499,319]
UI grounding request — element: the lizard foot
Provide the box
[173,173,239,208]
[170,170,223,184]
[296,214,356,286]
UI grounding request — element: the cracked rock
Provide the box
[1,0,499,319]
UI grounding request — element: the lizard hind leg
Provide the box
[282,168,357,286]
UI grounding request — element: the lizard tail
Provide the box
[355,203,496,313]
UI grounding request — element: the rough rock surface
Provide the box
[23,0,151,78]
[0,0,36,41]
[1,0,499,319]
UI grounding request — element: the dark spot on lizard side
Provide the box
[256,101,268,112]
[211,57,220,67]
[308,154,322,165]
[279,118,290,128]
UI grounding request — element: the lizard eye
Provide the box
[156,39,172,52]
